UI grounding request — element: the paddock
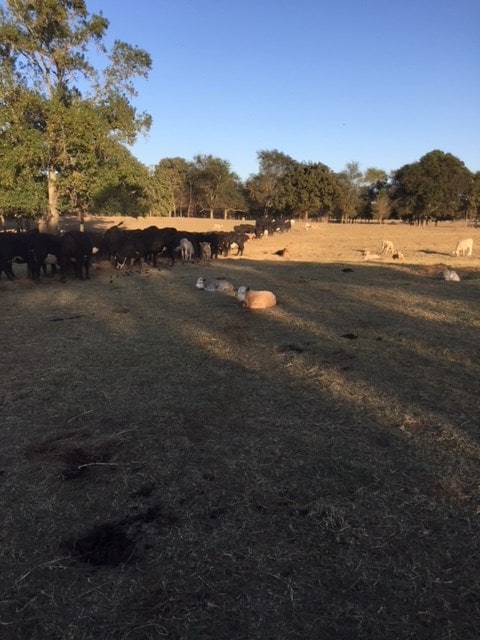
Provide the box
[1,219,479,640]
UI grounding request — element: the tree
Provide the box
[92,143,149,217]
[245,150,296,216]
[0,0,151,230]
[189,154,240,219]
[277,162,340,220]
[391,150,473,221]
[465,172,480,221]
[149,157,190,217]
[362,168,391,222]
[336,161,363,221]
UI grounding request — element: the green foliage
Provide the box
[391,150,473,220]
[245,150,296,215]
[149,157,191,216]
[189,154,242,218]
[278,162,340,219]
[0,0,151,227]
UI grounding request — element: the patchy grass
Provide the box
[0,220,479,639]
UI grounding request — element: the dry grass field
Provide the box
[1,218,479,639]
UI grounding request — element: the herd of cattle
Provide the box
[0,217,292,283]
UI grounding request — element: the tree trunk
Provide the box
[39,168,60,232]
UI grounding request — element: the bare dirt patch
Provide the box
[1,219,479,639]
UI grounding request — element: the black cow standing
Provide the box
[0,232,32,279]
[60,231,94,282]
[27,231,63,282]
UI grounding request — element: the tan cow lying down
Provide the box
[236,286,276,309]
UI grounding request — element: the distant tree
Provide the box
[245,149,296,216]
[0,0,152,230]
[278,162,340,220]
[391,150,473,221]
[466,172,480,221]
[361,168,391,222]
[149,157,190,216]
[189,154,241,218]
[336,161,363,221]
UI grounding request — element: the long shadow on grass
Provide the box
[1,259,479,640]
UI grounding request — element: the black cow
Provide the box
[222,231,247,256]
[27,231,63,282]
[104,225,178,270]
[60,231,94,282]
[0,232,32,279]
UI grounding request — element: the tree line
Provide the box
[1,1,479,231]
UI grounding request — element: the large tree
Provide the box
[278,161,340,220]
[0,0,151,230]
[189,154,242,219]
[245,150,296,216]
[391,150,473,221]
[336,161,364,221]
[149,157,191,217]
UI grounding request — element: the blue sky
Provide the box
[86,1,479,179]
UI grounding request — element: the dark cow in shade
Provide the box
[27,231,63,282]
[104,225,179,270]
[60,231,94,282]
[0,232,32,279]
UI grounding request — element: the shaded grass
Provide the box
[1,224,480,639]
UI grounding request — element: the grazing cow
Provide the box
[60,231,93,282]
[236,286,277,309]
[453,238,473,257]
[381,240,394,254]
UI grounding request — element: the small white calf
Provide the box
[453,238,473,257]
[236,286,277,309]
[176,237,194,263]
[381,240,394,254]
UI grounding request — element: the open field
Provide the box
[1,219,480,639]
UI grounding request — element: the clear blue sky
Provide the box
[87,0,479,179]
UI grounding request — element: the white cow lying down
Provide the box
[196,277,234,293]
[236,286,277,309]
[453,238,473,257]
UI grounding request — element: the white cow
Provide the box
[175,237,194,263]
[196,277,234,293]
[453,238,473,257]
[381,240,394,254]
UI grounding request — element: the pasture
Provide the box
[1,219,479,639]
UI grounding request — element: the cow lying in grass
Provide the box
[196,277,234,293]
[236,286,276,309]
